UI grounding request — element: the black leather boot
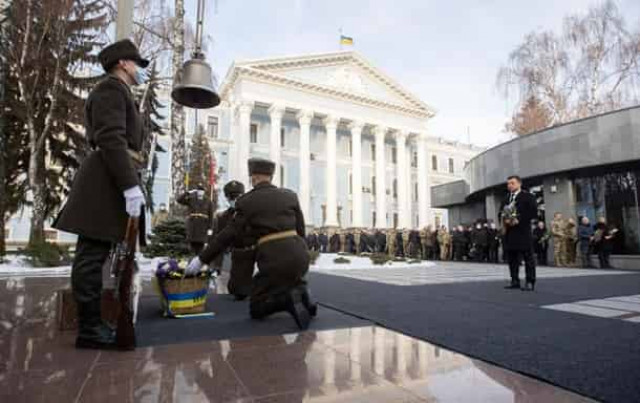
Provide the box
[75,299,116,350]
[285,288,310,331]
[298,286,318,317]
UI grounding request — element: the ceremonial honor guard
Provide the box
[178,183,214,255]
[53,39,149,349]
[501,175,538,291]
[187,158,317,329]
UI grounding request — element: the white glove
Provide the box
[186,256,205,275]
[124,186,145,217]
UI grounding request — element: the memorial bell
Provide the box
[171,0,220,109]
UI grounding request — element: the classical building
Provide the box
[180,51,482,230]
[3,51,482,246]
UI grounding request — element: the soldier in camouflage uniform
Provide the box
[551,213,567,267]
[438,227,451,261]
[564,218,578,267]
[387,229,396,257]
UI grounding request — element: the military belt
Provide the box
[190,213,209,218]
[257,230,297,246]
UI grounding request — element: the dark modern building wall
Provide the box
[464,106,640,196]
[432,106,640,269]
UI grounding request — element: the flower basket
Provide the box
[154,259,212,318]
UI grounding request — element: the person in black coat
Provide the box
[452,226,467,261]
[318,232,328,253]
[501,175,538,291]
[395,230,404,257]
[188,158,317,330]
[487,222,500,263]
[329,231,341,253]
[53,39,150,350]
[375,230,387,254]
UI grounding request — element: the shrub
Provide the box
[309,250,320,265]
[369,253,391,265]
[408,259,422,264]
[22,242,71,267]
[143,218,191,259]
[333,257,351,264]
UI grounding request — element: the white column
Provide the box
[297,110,313,221]
[373,327,385,376]
[396,131,408,229]
[417,133,430,227]
[237,101,253,184]
[349,121,364,228]
[405,144,413,228]
[395,334,408,381]
[324,116,339,227]
[349,328,362,383]
[373,126,387,228]
[268,104,284,186]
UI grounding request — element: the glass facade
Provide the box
[575,170,640,254]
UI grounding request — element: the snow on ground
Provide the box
[0,253,435,278]
[311,253,435,271]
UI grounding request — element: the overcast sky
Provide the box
[182,0,640,147]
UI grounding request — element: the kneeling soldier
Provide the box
[214,180,254,300]
[187,158,317,329]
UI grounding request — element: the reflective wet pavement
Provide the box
[0,276,594,402]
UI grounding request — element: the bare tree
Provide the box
[170,0,186,213]
[564,0,640,117]
[499,0,640,132]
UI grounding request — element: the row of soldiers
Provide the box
[549,213,618,268]
[305,222,502,262]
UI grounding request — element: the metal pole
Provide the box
[194,0,205,55]
[116,0,135,40]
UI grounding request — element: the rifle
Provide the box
[114,217,139,350]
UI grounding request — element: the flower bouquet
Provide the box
[153,259,214,317]
[501,202,519,234]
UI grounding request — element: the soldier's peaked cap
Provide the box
[248,157,275,176]
[98,39,150,72]
[223,180,245,197]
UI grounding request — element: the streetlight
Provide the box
[171,0,220,109]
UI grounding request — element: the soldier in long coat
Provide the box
[178,184,214,255]
[551,213,567,267]
[187,158,317,330]
[53,40,149,349]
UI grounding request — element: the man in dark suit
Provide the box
[187,158,316,329]
[501,175,538,291]
[54,39,149,349]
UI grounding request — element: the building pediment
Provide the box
[220,52,435,119]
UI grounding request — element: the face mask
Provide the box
[229,200,236,208]
[196,190,205,198]
[476,225,481,229]
[127,63,146,85]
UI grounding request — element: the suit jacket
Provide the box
[54,75,144,242]
[501,190,538,251]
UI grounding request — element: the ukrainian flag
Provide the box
[340,35,354,46]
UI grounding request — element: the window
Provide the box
[414,182,418,202]
[431,155,438,171]
[393,213,398,228]
[349,174,353,194]
[391,147,397,164]
[250,124,258,143]
[435,214,442,228]
[448,158,455,174]
[372,175,376,195]
[372,211,376,227]
[412,151,418,168]
[280,127,286,148]
[322,204,327,224]
[393,179,398,199]
[371,144,376,161]
[280,164,284,187]
[347,140,352,157]
[207,116,218,139]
